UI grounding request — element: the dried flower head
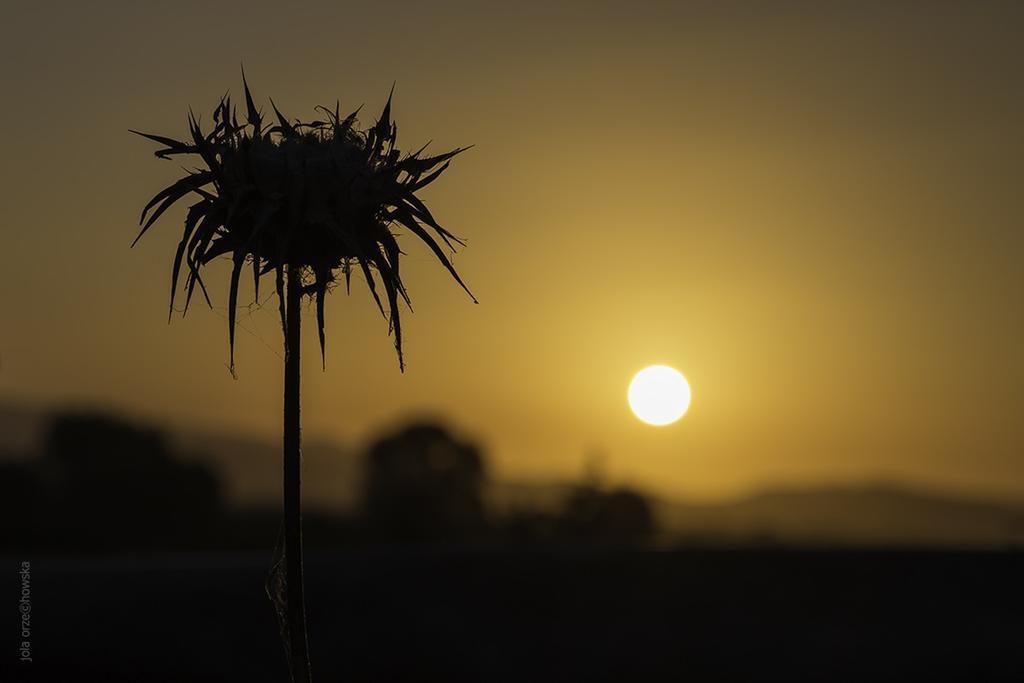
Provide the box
[132,73,475,371]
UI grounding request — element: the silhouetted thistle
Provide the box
[131,72,474,683]
[132,73,475,372]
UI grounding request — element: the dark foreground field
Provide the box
[8,548,1023,682]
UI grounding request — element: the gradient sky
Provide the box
[1,1,1022,501]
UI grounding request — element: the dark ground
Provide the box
[6,547,1024,682]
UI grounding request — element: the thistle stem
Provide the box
[284,264,312,682]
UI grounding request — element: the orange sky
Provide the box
[1,1,1022,501]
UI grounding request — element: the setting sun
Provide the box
[628,365,691,426]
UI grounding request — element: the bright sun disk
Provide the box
[628,365,691,426]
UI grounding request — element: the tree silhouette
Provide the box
[44,413,223,550]
[560,486,654,545]
[363,422,486,541]
[132,72,474,682]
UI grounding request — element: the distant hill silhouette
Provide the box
[654,482,1024,548]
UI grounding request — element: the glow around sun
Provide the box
[628,365,691,426]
